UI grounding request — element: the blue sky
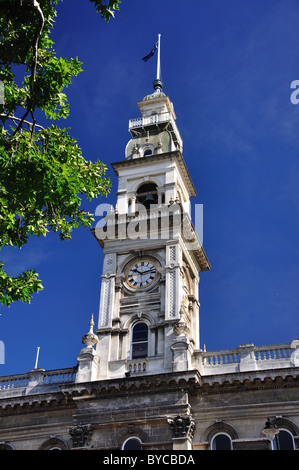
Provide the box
[1,0,299,375]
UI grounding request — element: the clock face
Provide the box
[127,260,157,289]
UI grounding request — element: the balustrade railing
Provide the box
[0,342,297,391]
[129,112,170,129]
[254,344,293,361]
[202,342,296,369]
[128,361,147,374]
[128,112,183,149]
[203,350,240,366]
[42,369,76,385]
[0,374,30,391]
[0,367,76,392]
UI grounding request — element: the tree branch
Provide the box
[12,0,45,136]
[28,0,45,101]
[0,114,45,130]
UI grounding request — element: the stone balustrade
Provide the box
[0,340,298,398]
[0,367,76,395]
[128,360,147,374]
[201,340,299,374]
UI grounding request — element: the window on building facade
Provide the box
[272,429,295,450]
[122,437,143,450]
[132,322,148,359]
[211,433,232,450]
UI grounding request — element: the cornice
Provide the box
[59,370,201,400]
[1,368,298,413]
[0,391,75,416]
[197,368,299,395]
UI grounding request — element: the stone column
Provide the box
[171,312,192,372]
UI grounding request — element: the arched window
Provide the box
[122,437,143,450]
[136,183,158,209]
[273,429,295,450]
[132,322,148,359]
[211,433,232,450]
[39,437,69,450]
[0,442,15,450]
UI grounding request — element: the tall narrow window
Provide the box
[272,430,295,450]
[132,323,148,359]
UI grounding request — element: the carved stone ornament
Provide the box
[167,415,195,440]
[82,315,98,348]
[69,424,93,448]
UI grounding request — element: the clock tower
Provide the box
[84,78,210,382]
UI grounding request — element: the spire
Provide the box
[153,34,163,93]
[141,34,163,94]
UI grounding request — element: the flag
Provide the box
[142,42,158,62]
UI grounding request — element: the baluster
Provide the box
[257,351,262,361]
[269,350,273,360]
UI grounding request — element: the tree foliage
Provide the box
[0,0,121,307]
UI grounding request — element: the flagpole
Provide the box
[156,34,161,81]
[34,347,40,369]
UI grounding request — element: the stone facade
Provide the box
[0,355,299,450]
[0,86,298,451]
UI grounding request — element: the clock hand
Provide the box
[132,269,155,276]
[130,267,155,276]
[130,269,145,276]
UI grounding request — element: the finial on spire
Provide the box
[82,314,98,348]
[89,314,94,332]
